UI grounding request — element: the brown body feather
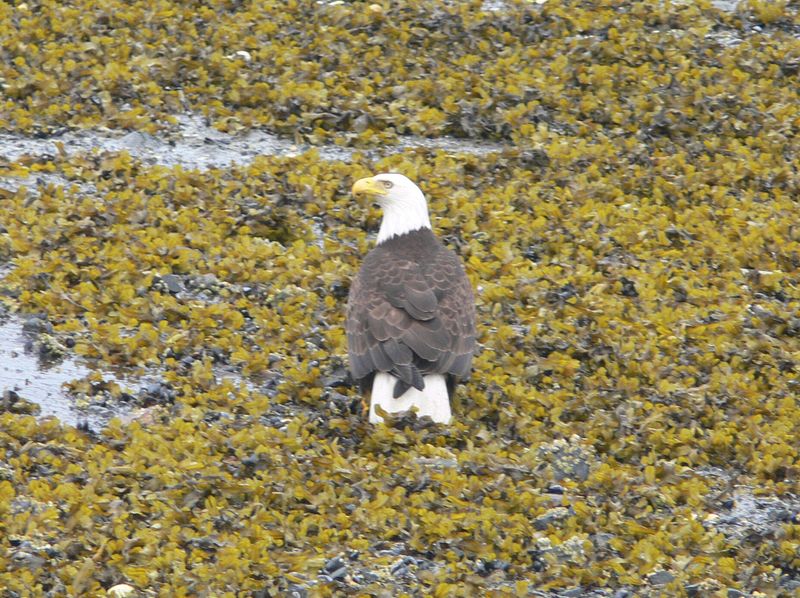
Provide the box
[346,228,476,398]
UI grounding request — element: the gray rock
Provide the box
[685,583,703,597]
[322,556,345,573]
[591,532,615,551]
[390,555,417,575]
[537,435,595,482]
[161,274,184,293]
[534,507,571,530]
[779,576,800,591]
[648,570,675,585]
[324,566,347,581]
[195,273,219,289]
[10,550,46,571]
[22,316,45,332]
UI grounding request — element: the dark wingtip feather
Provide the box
[411,368,425,391]
[392,370,426,398]
[393,379,411,398]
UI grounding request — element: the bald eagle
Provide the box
[346,173,476,424]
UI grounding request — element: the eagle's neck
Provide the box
[376,196,432,244]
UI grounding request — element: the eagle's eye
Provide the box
[381,180,394,189]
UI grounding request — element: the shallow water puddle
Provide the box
[0,311,262,430]
[0,315,130,428]
[0,114,505,171]
[0,264,263,430]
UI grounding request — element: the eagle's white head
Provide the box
[352,173,432,244]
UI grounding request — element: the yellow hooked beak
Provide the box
[352,176,388,197]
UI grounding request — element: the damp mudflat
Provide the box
[0,113,506,174]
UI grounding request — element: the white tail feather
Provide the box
[369,373,451,424]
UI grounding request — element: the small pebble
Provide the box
[326,566,347,581]
[161,274,183,293]
[107,584,136,598]
[648,570,675,585]
[322,555,345,573]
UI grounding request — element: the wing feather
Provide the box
[404,286,438,319]
[383,338,413,365]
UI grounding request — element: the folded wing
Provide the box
[347,237,475,397]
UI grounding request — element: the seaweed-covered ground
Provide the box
[1,0,800,596]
